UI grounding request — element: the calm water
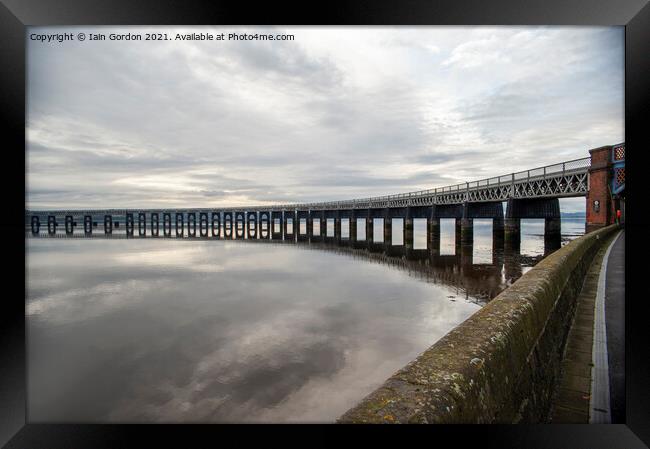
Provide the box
[26,217,584,422]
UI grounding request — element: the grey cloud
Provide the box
[26,27,624,211]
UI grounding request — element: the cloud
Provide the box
[26,26,624,213]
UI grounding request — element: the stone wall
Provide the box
[338,224,619,423]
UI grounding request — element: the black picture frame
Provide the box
[2,0,648,447]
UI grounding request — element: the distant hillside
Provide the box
[561,211,586,218]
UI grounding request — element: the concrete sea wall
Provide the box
[339,224,619,423]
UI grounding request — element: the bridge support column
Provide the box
[84,215,92,235]
[454,218,462,250]
[366,210,373,245]
[259,212,270,239]
[460,203,473,246]
[307,211,314,241]
[493,217,505,246]
[334,211,341,244]
[247,212,257,239]
[405,207,413,253]
[139,212,147,236]
[224,212,233,239]
[504,218,521,251]
[349,211,357,246]
[104,215,113,235]
[460,242,473,269]
[295,212,307,242]
[320,211,327,241]
[282,211,287,240]
[286,211,296,241]
[383,209,392,248]
[31,215,40,234]
[544,217,562,254]
[152,213,160,237]
[271,212,282,240]
[188,212,196,237]
[64,215,73,235]
[163,213,172,237]
[429,217,440,256]
[211,212,220,238]
[126,213,134,236]
[460,218,473,245]
[199,212,208,237]
[175,213,184,237]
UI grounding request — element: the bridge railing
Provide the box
[293,156,590,209]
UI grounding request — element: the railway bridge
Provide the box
[26,143,625,253]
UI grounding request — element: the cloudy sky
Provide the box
[26,26,624,212]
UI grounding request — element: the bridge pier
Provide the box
[460,242,473,269]
[223,212,233,239]
[493,216,505,246]
[188,212,197,237]
[139,212,147,236]
[320,211,327,241]
[460,218,473,245]
[365,210,374,248]
[383,209,392,250]
[104,214,112,234]
[306,211,312,241]
[152,213,160,236]
[334,211,341,244]
[270,211,282,240]
[257,212,268,240]
[199,212,208,237]
[349,211,358,246]
[544,217,562,254]
[30,215,40,234]
[308,211,316,242]
[163,213,172,237]
[126,213,134,236]
[211,212,221,238]
[44,215,53,235]
[505,198,561,251]
[175,213,183,237]
[234,212,245,239]
[64,215,73,235]
[296,211,308,242]
[504,217,521,251]
[84,215,92,235]
[247,212,257,239]
[404,207,413,253]
[284,210,295,241]
[429,216,440,256]
[459,203,473,246]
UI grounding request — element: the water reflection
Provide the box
[26,218,584,422]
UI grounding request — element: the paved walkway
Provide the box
[550,229,624,423]
[605,229,625,423]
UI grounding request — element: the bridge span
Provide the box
[26,143,625,252]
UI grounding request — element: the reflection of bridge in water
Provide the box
[26,231,546,305]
